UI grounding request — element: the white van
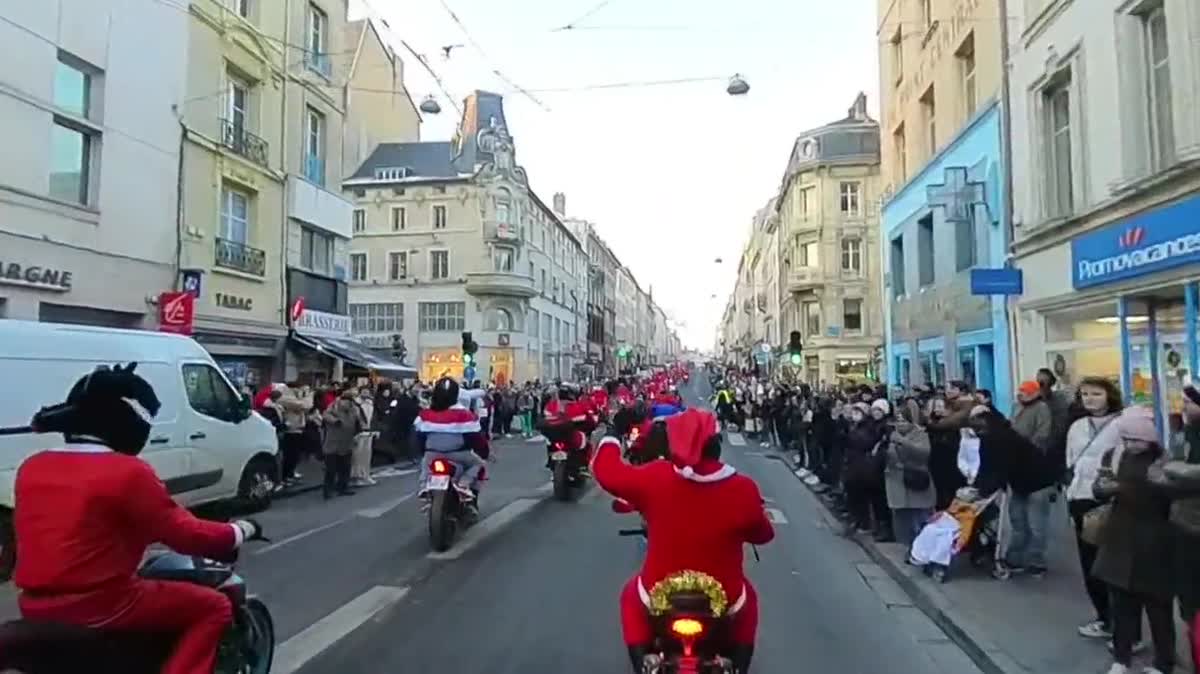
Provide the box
[0,320,280,579]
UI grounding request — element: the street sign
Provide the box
[970,268,1024,295]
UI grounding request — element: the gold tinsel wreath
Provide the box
[647,570,728,617]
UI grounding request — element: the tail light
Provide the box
[670,618,705,638]
[431,459,451,475]
[630,427,640,442]
[553,441,565,450]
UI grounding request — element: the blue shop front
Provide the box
[881,101,1013,413]
[1017,190,1200,438]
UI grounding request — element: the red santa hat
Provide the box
[665,409,735,483]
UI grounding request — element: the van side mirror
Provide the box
[232,394,252,422]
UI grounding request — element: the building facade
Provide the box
[340,18,421,180]
[777,94,886,386]
[877,0,1014,410]
[345,91,589,384]
[0,0,185,329]
[1011,0,1200,435]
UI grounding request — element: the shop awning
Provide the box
[291,334,418,378]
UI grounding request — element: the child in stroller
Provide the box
[910,487,1005,583]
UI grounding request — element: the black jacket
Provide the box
[977,412,1058,495]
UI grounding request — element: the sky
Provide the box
[350,0,881,350]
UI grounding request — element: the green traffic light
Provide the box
[789,353,802,365]
[463,353,473,365]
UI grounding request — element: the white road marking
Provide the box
[427,497,539,560]
[765,507,789,524]
[369,467,417,480]
[727,432,746,446]
[356,493,414,518]
[535,480,554,494]
[254,518,351,555]
[273,585,409,674]
[525,435,546,443]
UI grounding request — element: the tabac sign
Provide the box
[1071,195,1200,289]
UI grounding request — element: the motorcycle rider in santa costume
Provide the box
[12,363,263,674]
[592,408,775,673]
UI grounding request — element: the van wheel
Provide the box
[238,456,276,513]
[0,508,14,582]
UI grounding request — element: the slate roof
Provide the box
[348,142,460,181]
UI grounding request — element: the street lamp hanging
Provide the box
[726,74,750,96]
[419,95,442,114]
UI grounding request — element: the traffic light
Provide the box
[787,331,803,366]
[391,333,407,363]
[461,331,478,365]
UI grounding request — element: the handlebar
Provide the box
[618,528,647,537]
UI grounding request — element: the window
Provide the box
[803,301,821,337]
[419,302,465,332]
[430,250,449,279]
[433,205,447,229]
[921,0,933,28]
[955,216,978,271]
[890,27,904,84]
[541,269,547,294]
[1144,6,1174,169]
[352,208,365,233]
[1043,75,1074,217]
[306,3,329,76]
[391,207,406,231]
[350,303,402,333]
[232,0,251,18]
[957,33,977,118]
[920,87,936,156]
[841,238,862,274]
[495,189,513,225]
[301,227,334,275]
[388,251,407,281]
[375,167,409,180]
[890,235,906,297]
[917,214,935,286]
[227,75,249,130]
[485,308,513,332]
[304,107,324,185]
[893,123,908,183]
[799,240,819,267]
[183,364,239,420]
[219,185,250,243]
[493,246,514,272]
[529,308,540,337]
[51,53,98,205]
[839,182,861,216]
[843,299,863,332]
[349,252,367,281]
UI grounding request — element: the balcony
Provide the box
[786,267,824,293]
[484,220,522,245]
[219,119,269,167]
[214,238,267,277]
[287,174,353,238]
[303,154,325,187]
[465,272,537,298]
[304,51,332,78]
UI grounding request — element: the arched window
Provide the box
[495,188,513,226]
[485,307,513,332]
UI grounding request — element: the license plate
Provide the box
[428,475,451,490]
[550,451,568,461]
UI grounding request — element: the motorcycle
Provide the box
[544,425,588,502]
[424,457,481,552]
[0,547,274,674]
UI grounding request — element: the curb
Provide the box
[769,451,1018,674]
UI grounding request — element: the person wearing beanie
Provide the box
[1093,405,1175,674]
[843,400,892,540]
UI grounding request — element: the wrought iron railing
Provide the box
[219,119,269,167]
[214,237,267,277]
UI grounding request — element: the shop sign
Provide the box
[294,308,351,338]
[158,292,195,335]
[1072,196,1200,289]
[0,262,72,291]
[215,293,253,311]
[970,268,1023,295]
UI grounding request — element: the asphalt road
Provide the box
[277,378,985,674]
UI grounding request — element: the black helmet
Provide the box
[32,363,160,455]
[430,377,459,410]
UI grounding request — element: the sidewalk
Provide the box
[773,449,1194,674]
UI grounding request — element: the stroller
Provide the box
[910,487,1004,583]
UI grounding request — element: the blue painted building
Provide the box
[881,100,1012,413]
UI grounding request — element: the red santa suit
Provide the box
[14,444,247,674]
[592,410,774,648]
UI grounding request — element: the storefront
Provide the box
[421,347,465,383]
[1018,191,1200,437]
[289,306,413,384]
[0,232,166,328]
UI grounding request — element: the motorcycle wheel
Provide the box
[221,597,275,674]
[552,461,570,501]
[428,490,454,552]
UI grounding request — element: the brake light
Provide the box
[431,459,450,475]
[670,618,704,638]
[630,427,640,441]
[553,441,565,450]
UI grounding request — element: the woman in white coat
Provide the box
[351,385,377,486]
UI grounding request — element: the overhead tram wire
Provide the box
[552,0,618,31]
[435,0,550,111]
[356,0,463,116]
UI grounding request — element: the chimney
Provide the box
[552,192,566,216]
[849,92,868,120]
